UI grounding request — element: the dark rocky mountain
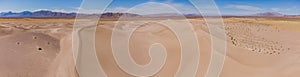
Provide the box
[184,14,202,18]
[0,10,76,18]
[252,12,284,17]
[285,15,300,18]
[144,13,202,18]
[0,10,140,18]
[100,12,140,18]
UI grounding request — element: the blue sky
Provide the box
[0,0,299,15]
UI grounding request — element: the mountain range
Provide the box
[0,10,299,18]
[252,12,284,17]
[0,10,140,18]
[0,10,77,18]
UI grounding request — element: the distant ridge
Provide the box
[1,10,300,18]
[252,12,284,17]
[0,10,76,18]
[0,10,200,18]
[0,10,140,18]
[143,13,202,18]
[100,12,140,18]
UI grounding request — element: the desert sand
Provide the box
[0,17,300,77]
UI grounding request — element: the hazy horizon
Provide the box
[1,0,300,15]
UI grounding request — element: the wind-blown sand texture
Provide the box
[0,17,299,77]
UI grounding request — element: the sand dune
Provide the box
[0,18,300,77]
[0,32,59,77]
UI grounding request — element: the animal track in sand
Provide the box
[226,23,290,55]
[0,32,60,77]
[38,47,43,51]
[47,42,51,45]
[33,36,38,39]
[16,42,21,45]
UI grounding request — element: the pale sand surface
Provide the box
[0,18,300,77]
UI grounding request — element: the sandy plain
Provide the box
[0,17,300,77]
